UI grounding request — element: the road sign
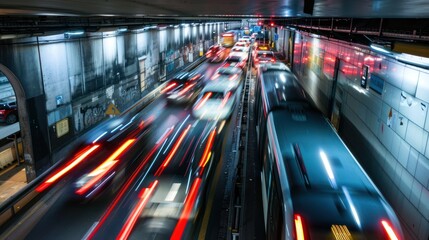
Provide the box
[105,103,120,115]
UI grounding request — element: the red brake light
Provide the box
[381,220,400,240]
[294,214,306,240]
[271,58,276,62]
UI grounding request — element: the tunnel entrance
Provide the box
[0,64,35,205]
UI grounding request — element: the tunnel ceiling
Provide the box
[0,0,429,18]
[1,0,429,46]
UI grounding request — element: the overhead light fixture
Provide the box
[117,27,128,33]
[370,44,392,55]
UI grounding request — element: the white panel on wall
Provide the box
[416,71,429,104]
[405,122,428,153]
[425,109,429,132]
[419,217,429,240]
[378,122,395,152]
[365,109,379,136]
[387,61,405,89]
[383,83,401,111]
[419,187,429,220]
[410,179,423,208]
[398,140,410,168]
[384,152,397,181]
[398,91,428,128]
[390,133,401,159]
[407,147,419,176]
[402,67,419,96]
[347,94,367,123]
[363,92,383,116]
[392,112,408,139]
[400,169,413,198]
[415,154,429,188]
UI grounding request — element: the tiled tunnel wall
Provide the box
[281,29,429,240]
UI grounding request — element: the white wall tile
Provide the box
[397,140,410,168]
[392,112,408,139]
[379,122,395,152]
[387,61,405,89]
[363,91,383,116]
[425,109,429,132]
[390,133,401,160]
[402,67,419,96]
[410,179,423,208]
[418,187,429,221]
[394,162,405,187]
[400,199,420,235]
[405,122,428,154]
[382,83,401,111]
[365,110,379,136]
[416,71,429,104]
[415,154,429,188]
[399,169,413,198]
[347,94,366,123]
[407,147,419,175]
[385,152,397,181]
[398,92,428,128]
[418,217,429,240]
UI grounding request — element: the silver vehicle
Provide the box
[192,82,237,121]
[255,63,404,240]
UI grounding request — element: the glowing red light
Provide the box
[381,220,399,240]
[155,124,192,176]
[76,139,136,195]
[294,214,305,240]
[170,178,202,240]
[161,82,177,94]
[36,145,100,192]
[116,180,159,240]
[199,129,216,173]
[194,92,212,110]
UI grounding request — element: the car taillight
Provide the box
[381,220,400,240]
[294,214,306,240]
[271,58,276,62]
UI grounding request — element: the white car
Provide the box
[192,82,237,121]
[229,46,249,60]
[237,37,251,46]
[210,66,243,90]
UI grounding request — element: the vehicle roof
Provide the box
[259,69,307,112]
[202,81,234,93]
[268,107,395,234]
[269,106,378,193]
[171,71,201,81]
[217,66,242,75]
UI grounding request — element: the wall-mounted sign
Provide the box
[56,118,69,138]
[369,74,385,95]
[361,65,369,88]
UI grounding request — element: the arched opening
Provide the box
[0,64,35,204]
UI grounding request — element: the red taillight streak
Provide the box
[85,130,172,240]
[381,220,399,240]
[162,82,177,94]
[36,145,100,192]
[229,74,238,81]
[178,83,195,96]
[194,92,212,110]
[170,178,202,240]
[219,92,231,109]
[155,124,192,176]
[211,73,220,80]
[271,58,276,62]
[294,214,305,240]
[139,115,155,129]
[116,180,159,240]
[199,129,216,168]
[76,139,136,195]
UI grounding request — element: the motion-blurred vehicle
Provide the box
[221,32,237,47]
[223,55,247,69]
[253,50,276,68]
[163,71,204,104]
[233,41,248,49]
[229,46,249,61]
[237,37,251,47]
[210,66,243,90]
[206,44,226,62]
[192,82,237,120]
[0,97,18,124]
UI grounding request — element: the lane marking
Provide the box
[165,183,181,202]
